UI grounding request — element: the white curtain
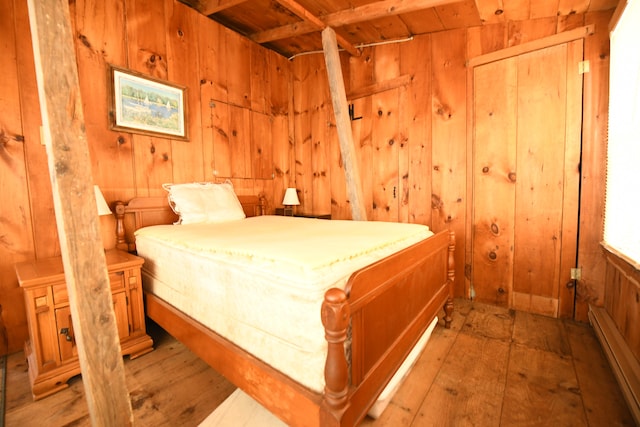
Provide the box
[604,0,640,266]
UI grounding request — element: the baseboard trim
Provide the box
[589,305,640,425]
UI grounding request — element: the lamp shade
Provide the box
[94,185,112,216]
[282,188,300,206]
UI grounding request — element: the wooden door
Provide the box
[472,41,582,318]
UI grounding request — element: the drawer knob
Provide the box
[60,327,73,342]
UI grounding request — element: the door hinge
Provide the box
[578,61,590,74]
[570,267,582,280]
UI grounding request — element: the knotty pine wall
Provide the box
[1,0,613,355]
[292,12,613,322]
[1,0,291,353]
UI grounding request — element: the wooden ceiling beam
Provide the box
[251,0,460,44]
[195,0,249,16]
[273,0,361,56]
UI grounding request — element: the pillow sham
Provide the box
[163,180,246,224]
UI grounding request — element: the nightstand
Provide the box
[14,250,153,400]
[275,208,331,219]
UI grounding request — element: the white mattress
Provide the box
[135,215,433,393]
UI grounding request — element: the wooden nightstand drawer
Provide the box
[52,271,126,305]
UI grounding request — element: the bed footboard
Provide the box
[321,229,455,426]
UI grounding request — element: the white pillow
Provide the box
[163,180,246,224]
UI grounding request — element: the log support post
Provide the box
[322,27,367,221]
[27,0,132,424]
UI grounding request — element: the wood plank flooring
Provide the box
[4,299,635,426]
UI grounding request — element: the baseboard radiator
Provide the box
[589,305,640,425]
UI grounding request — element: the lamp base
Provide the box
[283,206,294,216]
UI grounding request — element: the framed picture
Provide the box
[109,65,188,140]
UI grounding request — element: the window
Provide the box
[604,0,640,267]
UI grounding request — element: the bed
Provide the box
[114,182,455,426]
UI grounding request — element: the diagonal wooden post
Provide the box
[321,27,367,221]
[27,0,133,424]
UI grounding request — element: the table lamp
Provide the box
[94,185,112,216]
[282,187,300,216]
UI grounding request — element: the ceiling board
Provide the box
[178,0,618,58]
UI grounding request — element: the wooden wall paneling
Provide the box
[372,43,404,223]
[508,17,558,46]
[471,57,517,307]
[465,23,508,298]
[557,12,586,32]
[373,43,401,82]
[316,106,335,216]
[0,0,35,354]
[132,135,174,196]
[201,81,216,177]
[349,47,375,92]
[228,105,251,178]
[372,42,402,222]
[292,56,316,213]
[371,88,400,222]
[250,44,269,115]
[330,112,349,219]
[73,0,135,204]
[431,28,467,296]
[343,48,374,220]
[211,101,232,178]
[14,0,58,260]
[269,52,291,116]
[558,39,584,318]
[250,111,273,179]
[125,0,168,79]
[353,96,375,221]
[310,59,330,214]
[575,10,612,321]
[165,0,205,183]
[399,34,432,226]
[604,255,640,361]
[225,31,251,109]
[272,113,290,211]
[467,23,508,58]
[512,44,568,316]
[197,15,228,103]
[126,0,171,196]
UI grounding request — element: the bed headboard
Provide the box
[114,195,266,252]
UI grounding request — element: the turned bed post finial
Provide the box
[321,288,350,415]
[114,201,128,252]
[444,230,456,328]
[258,195,267,216]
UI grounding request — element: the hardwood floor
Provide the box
[4,299,635,426]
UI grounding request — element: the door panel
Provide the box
[472,41,582,317]
[472,58,517,307]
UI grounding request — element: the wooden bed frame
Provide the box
[114,195,455,426]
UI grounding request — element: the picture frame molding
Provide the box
[108,65,189,141]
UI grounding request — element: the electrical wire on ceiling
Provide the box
[287,36,414,60]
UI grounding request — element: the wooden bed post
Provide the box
[114,201,129,252]
[321,288,351,422]
[444,231,456,328]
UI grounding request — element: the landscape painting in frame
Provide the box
[109,66,188,140]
